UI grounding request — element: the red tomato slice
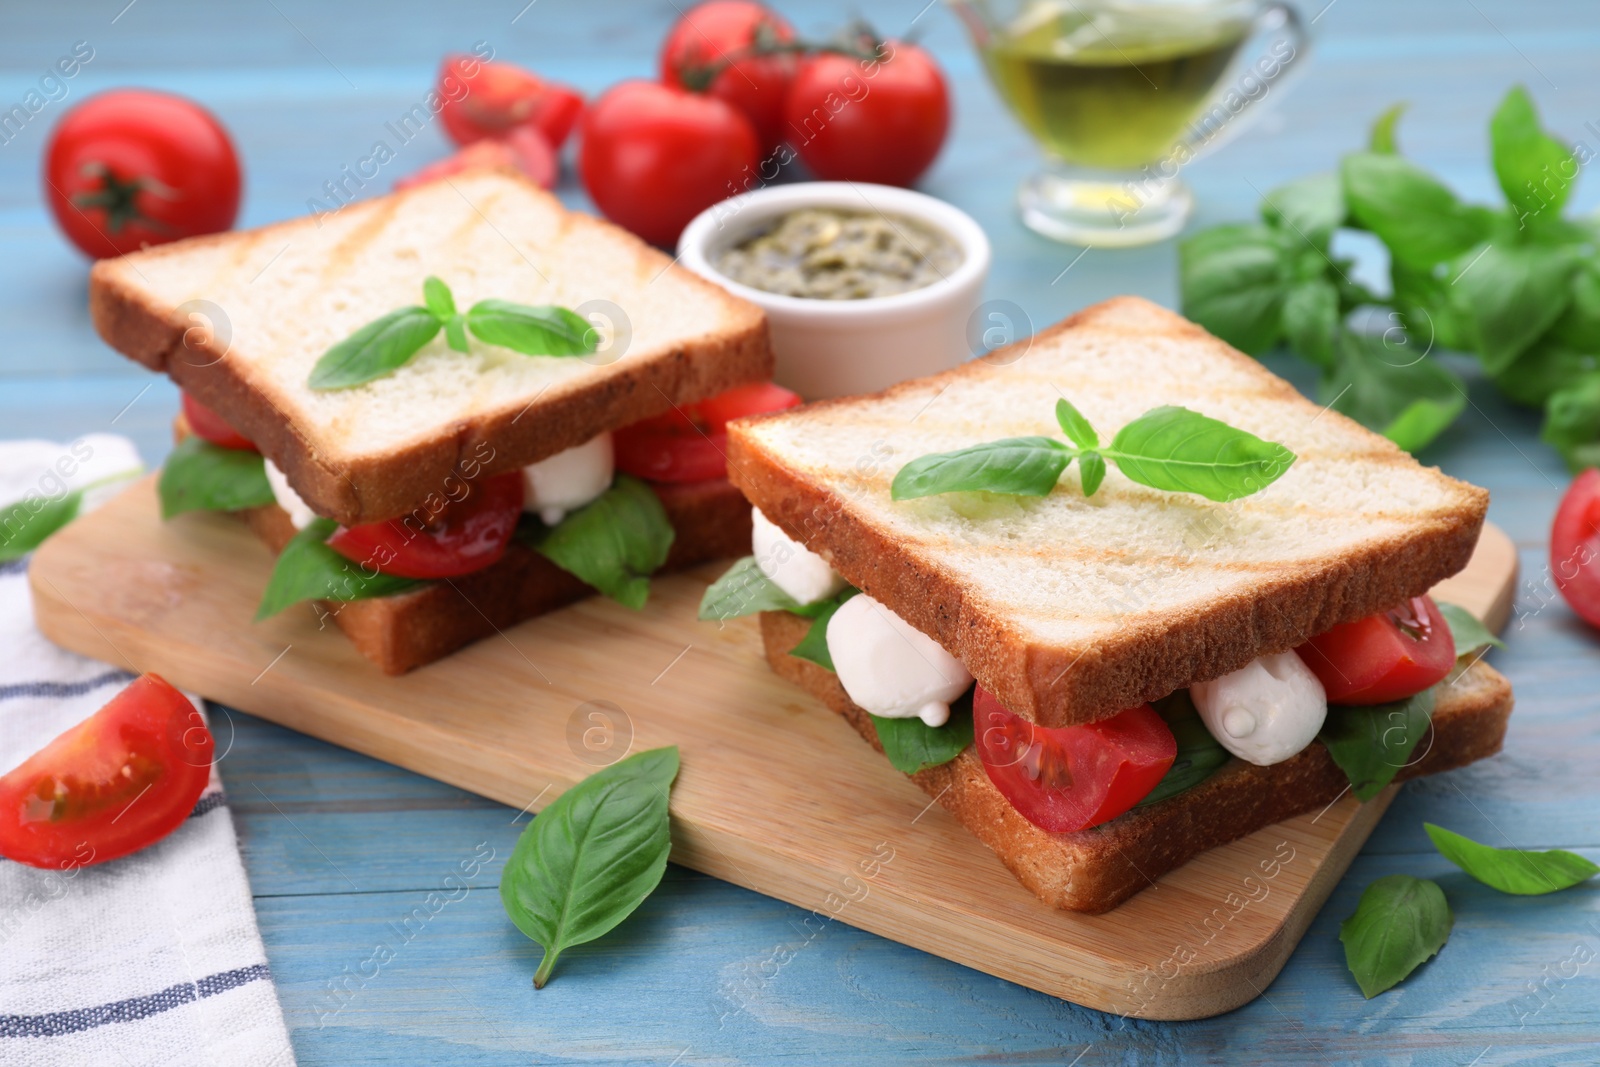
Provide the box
[327,471,524,579]
[974,687,1175,833]
[0,674,213,869]
[1552,468,1600,628]
[1296,595,1457,705]
[698,381,801,430]
[181,391,256,452]
[437,55,585,149]
[613,382,801,483]
[394,128,556,192]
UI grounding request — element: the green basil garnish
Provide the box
[870,689,974,775]
[698,556,805,620]
[527,475,674,610]
[159,437,276,519]
[307,305,442,390]
[1137,690,1232,808]
[500,746,678,989]
[1425,823,1598,896]
[464,300,594,357]
[255,517,424,620]
[0,492,81,561]
[892,437,1070,500]
[1435,601,1506,659]
[1340,874,1453,998]
[1318,688,1435,802]
[787,587,859,671]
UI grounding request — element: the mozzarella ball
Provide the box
[1191,651,1327,766]
[826,594,972,727]
[751,507,845,606]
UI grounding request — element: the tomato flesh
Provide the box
[0,674,213,869]
[327,470,524,579]
[181,392,256,452]
[1552,468,1600,628]
[613,382,801,483]
[1296,594,1457,705]
[437,55,584,150]
[974,687,1175,833]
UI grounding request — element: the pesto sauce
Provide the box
[714,208,962,300]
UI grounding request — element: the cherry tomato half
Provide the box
[974,687,1175,833]
[45,89,241,259]
[0,674,213,869]
[1552,467,1600,628]
[327,470,524,579]
[1296,595,1457,705]
[394,127,557,192]
[660,1,797,152]
[181,392,256,452]
[613,382,801,483]
[437,54,585,150]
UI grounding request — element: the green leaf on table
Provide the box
[466,300,596,357]
[1138,690,1232,808]
[1322,332,1466,453]
[500,746,678,988]
[531,475,675,609]
[0,491,81,562]
[1368,102,1406,154]
[158,436,277,519]
[308,306,442,389]
[1340,874,1453,998]
[1282,277,1341,368]
[1317,688,1435,802]
[1449,242,1576,374]
[1178,223,1286,355]
[891,437,1070,501]
[1106,406,1296,502]
[1262,172,1345,251]
[255,517,424,620]
[871,690,975,774]
[788,587,859,671]
[698,556,807,621]
[1342,152,1492,269]
[1489,86,1576,221]
[1541,373,1600,473]
[1435,601,1505,658]
[1425,823,1599,895]
[1054,397,1098,449]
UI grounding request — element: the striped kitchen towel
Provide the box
[0,436,295,1067]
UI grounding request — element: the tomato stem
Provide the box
[71,162,179,235]
[672,20,886,94]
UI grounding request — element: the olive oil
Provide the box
[980,2,1249,170]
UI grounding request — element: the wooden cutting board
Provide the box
[28,478,1516,1020]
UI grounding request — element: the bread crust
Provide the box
[728,297,1489,727]
[760,610,1513,913]
[90,169,773,527]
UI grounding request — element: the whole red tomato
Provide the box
[785,39,949,187]
[1552,467,1600,628]
[660,1,797,152]
[44,89,241,259]
[579,80,759,247]
[436,54,585,151]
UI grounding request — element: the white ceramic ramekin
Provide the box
[676,182,991,399]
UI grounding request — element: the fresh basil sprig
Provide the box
[1318,687,1435,802]
[1435,601,1505,659]
[871,689,974,775]
[699,556,808,620]
[1425,823,1599,896]
[309,276,598,390]
[255,517,424,619]
[1340,874,1453,998]
[501,746,679,989]
[0,493,81,561]
[787,587,858,670]
[522,475,675,610]
[892,399,1295,504]
[159,437,276,519]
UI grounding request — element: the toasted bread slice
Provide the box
[244,477,749,674]
[728,297,1488,727]
[761,610,1513,913]
[93,170,771,527]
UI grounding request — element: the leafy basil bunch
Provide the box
[1181,85,1600,468]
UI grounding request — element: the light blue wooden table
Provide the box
[4,1,1599,1062]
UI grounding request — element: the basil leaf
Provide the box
[308,306,442,390]
[698,556,805,621]
[1342,152,1492,268]
[1077,451,1107,497]
[891,436,1070,501]
[788,588,859,671]
[0,491,81,561]
[871,689,974,774]
[532,475,674,609]
[255,517,424,620]
[1425,823,1599,896]
[1340,874,1452,998]
[1178,223,1286,355]
[1435,601,1505,658]
[1138,690,1231,808]
[1322,333,1466,453]
[500,746,678,988]
[159,437,276,519]
[422,275,456,320]
[1491,342,1599,408]
[466,300,596,357]
[1105,406,1296,502]
[1282,277,1340,368]
[1541,373,1600,473]
[1549,264,1600,351]
[1054,398,1098,449]
[1489,86,1575,220]
[1317,688,1435,802]
[1390,258,1472,353]
[1262,172,1344,252]
[1449,242,1576,373]
[1368,102,1405,154]
[444,315,470,353]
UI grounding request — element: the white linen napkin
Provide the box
[0,435,295,1067]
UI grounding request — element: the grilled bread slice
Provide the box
[761,610,1514,913]
[92,169,771,527]
[728,297,1488,727]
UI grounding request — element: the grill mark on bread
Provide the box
[321,195,404,282]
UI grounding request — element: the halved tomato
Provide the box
[1552,468,1600,628]
[327,470,524,579]
[613,382,801,483]
[437,55,584,150]
[0,674,213,869]
[1296,594,1457,705]
[974,686,1175,833]
[181,392,255,452]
